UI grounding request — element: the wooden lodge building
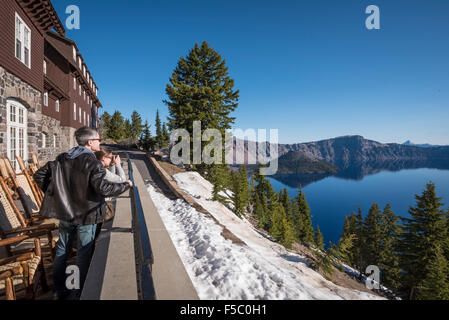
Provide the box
[0,0,102,170]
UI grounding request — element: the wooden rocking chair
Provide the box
[0,157,42,219]
[0,236,49,300]
[16,156,44,206]
[0,176,56,261]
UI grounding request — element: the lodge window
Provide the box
[42,132,47,148]
[87,114,90,127]
[73,103,76,120]
[43,60,47,74]
[79,85,81,95]
[73,77,76,90]
[53,134,57,148]
[15,13,31,68]
[7,100,28,172]
[55,99,60,112]
[73,46,76,61]
[83,111,86,125]
[79,107,81,123]
[43,92,48,107]
[78,57,82,70]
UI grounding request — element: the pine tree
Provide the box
[139,120,154,151]
[399,182,447,300]
[164,41,239,174]
[314,225,325,251]
[378,204,402,291]
[98,111,111,139]
[339,212,359,266]
[209,164,231,205]
[107,111,125,142]
[270,202,285,243]
[295,188,314,244]
[123,119,132,139]
[363,203,383,269]
[416,244,449,300]
[155,109,163,149]
[162,122,170,147]
[282,217,297,249]
[131,110,144,140]
[231,164,250,217]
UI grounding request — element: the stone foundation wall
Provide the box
[0,66,76,165]
[0,66,42,161]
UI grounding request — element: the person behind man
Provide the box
[34,127,132,299]
[95,147,126,183]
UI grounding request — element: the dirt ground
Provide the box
[157,160,186,177]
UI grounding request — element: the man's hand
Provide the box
[126,180,133,187]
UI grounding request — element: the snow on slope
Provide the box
[145,171,383,300]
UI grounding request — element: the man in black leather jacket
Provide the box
[34,127,132,299]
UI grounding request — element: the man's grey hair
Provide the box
[75,127,99,146]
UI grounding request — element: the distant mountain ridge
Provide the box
[402,140,444,148]
[230,135,449,172]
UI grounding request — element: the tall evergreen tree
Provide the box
[209,164,231,205]
[164,41,239,174]
[98,111,111,139]
[123,119,132,139]
[139,120,154,151]
[363,203,383,269]
[162,122,170,147]
[155,109,163,149]
[108,111,125,142]
[131,110,144,140]
[231,165,250,217]
[415,244,449,300]
[315,225,325,251]
[295,188,314,244]
[399,182,447,300]
[378,204,402,291]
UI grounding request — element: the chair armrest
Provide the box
[0,266,23,280]
[1,223,56,236]
[0,252,34,265]
[0,235,30,247]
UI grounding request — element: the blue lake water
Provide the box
[267,167,449,246]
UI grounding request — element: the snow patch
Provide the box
[145,172,384,300]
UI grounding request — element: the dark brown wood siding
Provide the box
[0,0,44,93]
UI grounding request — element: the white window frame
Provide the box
[43,92,48,107]
[6,99,28,172]
[78,57,82,70]
[15,13,31,69]
[55,99,59,112]
[42,132,47,148]
[73,103,77,120]
[79,84,81,96]
[43,60,47,74]
[87,114,90,127]
[73,46,77,61]
[73,76,76,90]
[79,107,81,123]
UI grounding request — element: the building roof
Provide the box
[16,0,65,36]
[45,31,102,108]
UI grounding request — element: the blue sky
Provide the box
[52,0,449,145]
